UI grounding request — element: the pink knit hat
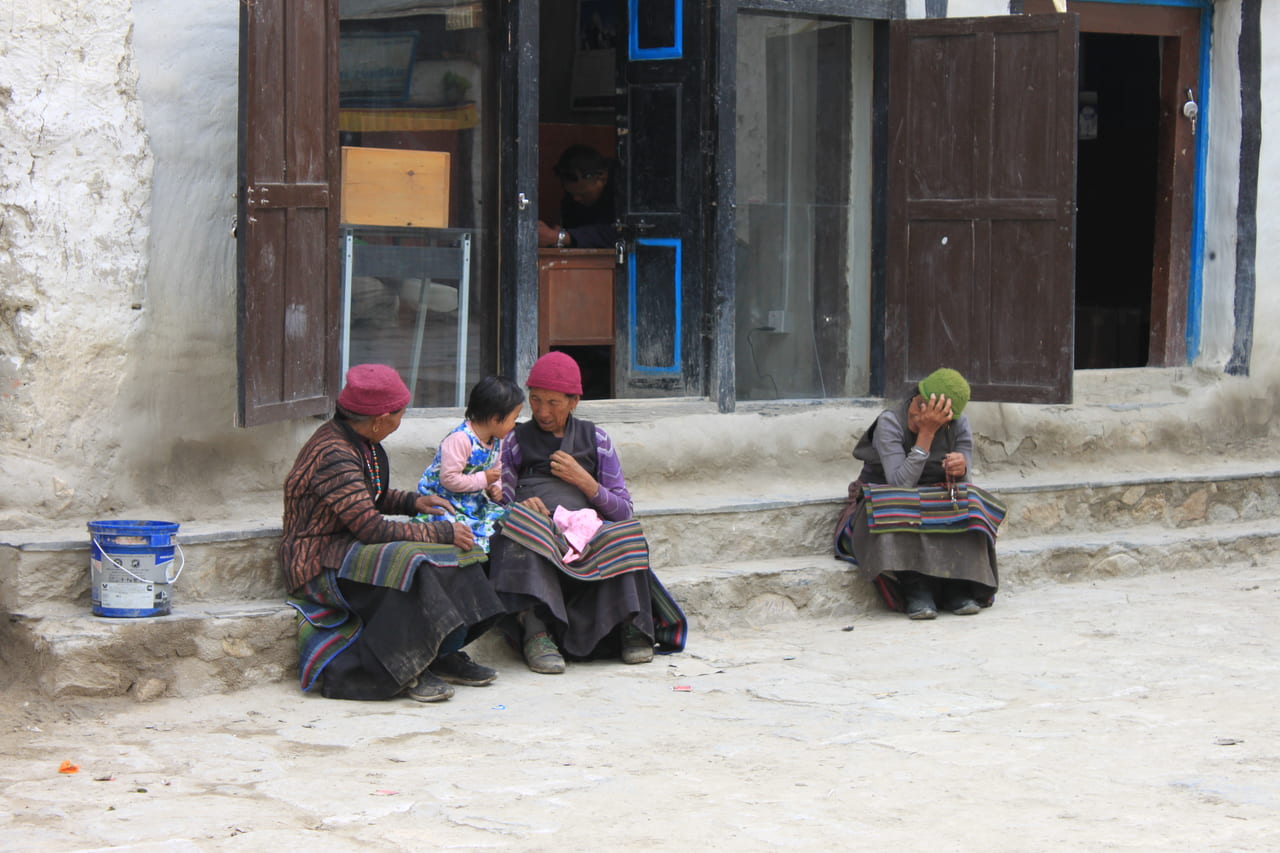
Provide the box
[526,351,582,395]
[337,364,411,415]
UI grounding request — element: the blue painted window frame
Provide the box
[628,238,683,374]
[628,0,684,61]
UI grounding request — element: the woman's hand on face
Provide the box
[915,393,954,431]
[942,451,967,479]
[416,495,453,517]
[451,523,476,551]
[521,496,551,516]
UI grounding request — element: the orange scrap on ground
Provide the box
[57,760,79,774]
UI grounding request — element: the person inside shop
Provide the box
[536,145,618,249]
[833,368,1006,620]
[280,363,505,703]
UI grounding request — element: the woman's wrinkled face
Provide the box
[528,388,579,436]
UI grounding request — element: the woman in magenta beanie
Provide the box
[280,364,505,703]
[487,352,686,674]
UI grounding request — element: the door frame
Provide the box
[1026,0,1213,366]
[498,0,542,386]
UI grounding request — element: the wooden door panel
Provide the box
[990,30,1062,198]
[904,35,979,200]
[888,14,1077,404]
[986,219,1068,384]
[237,0,340,425]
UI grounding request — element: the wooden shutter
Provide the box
[237,0,340,426]
[886,14,1078,403]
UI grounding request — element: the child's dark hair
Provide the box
[465,375,525,423]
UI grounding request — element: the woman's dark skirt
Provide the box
[838,500,998,610]
[319,560,503,701]
[488,534,654,659]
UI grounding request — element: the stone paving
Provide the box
[2,562,1278,852]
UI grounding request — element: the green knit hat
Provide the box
[917,368,970,418]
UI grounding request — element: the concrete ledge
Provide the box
[999,519,1280,586]
[7,601,296,699]
[11,514,1280,701]
[6,464,1280,613]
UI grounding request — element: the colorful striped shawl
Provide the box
[499,502,651,580]
[288,542,487,691]
[862,482,1006,543]
[498,503,688,652]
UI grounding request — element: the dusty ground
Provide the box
[2,563,1279,852]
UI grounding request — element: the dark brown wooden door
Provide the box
[886,14,1078,404]
[614,0,707,397]
[237,0,341,426]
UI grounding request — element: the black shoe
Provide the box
[428,651,498,686]
[404,671,455,703]
[903,584,937,620]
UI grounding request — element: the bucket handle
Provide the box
[92,538,185,585]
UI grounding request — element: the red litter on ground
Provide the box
[672,685,692,692]
[58,760,80,774]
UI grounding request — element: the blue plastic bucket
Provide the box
[87,520,184,618]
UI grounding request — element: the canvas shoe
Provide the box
[429,650,498,686]
[523,631,566,674]
[404,671,455,703]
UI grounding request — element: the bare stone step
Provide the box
[10,516,1280,700]
[6,464,1280,613]
[998,518,1280,586]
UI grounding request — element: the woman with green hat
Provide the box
[833,368,1005,619]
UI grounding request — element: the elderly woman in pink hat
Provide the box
[488,352,686,674]
[280,364,505,703]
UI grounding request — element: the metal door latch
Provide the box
[1183,89,1199,135]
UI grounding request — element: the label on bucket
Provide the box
[90,554,172,613]
[98,577,160,610]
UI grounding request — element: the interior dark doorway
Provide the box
[1074,32,1160,369]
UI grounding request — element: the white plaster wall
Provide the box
[1249,2,1280,369]
[0,0,312,527]
[1199,0,1244,369]
[1,2,153,525]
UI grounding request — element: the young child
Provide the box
[416,376,525,552]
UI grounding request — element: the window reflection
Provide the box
[338,0,494,408]
[735,14,873,400]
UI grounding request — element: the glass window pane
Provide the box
[735,14,873,400]
[338,0,496,408]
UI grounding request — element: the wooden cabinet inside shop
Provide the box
[537,249,616,398]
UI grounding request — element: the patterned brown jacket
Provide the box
[280,419,454,592]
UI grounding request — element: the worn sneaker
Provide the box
[428,650,498,686]
[523,631,566,674]
[404,671,455,703]
[904,590,938,620]
[620,624,654,665]
[944,597,981,616]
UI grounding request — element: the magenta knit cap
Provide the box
[526,351,583,395]
[337,364,411,415]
